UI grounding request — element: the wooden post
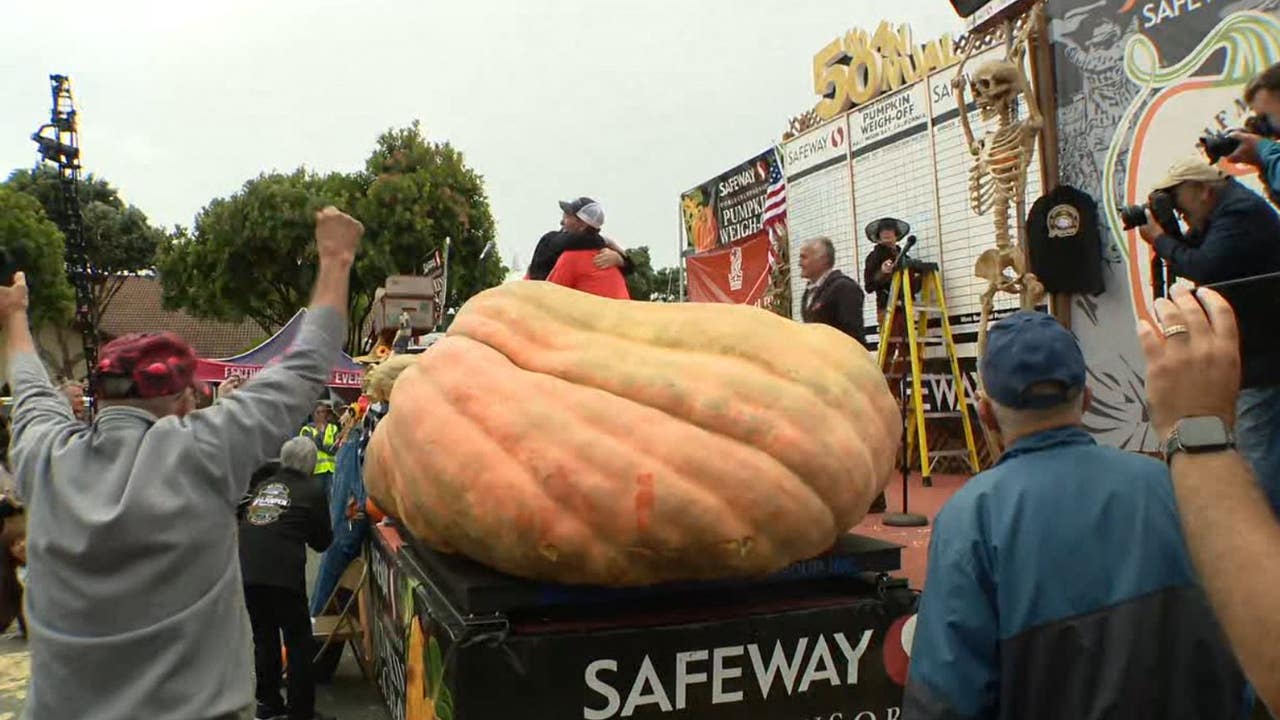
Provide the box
[1026,0,1072,328]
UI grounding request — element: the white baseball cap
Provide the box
[559,196,605,229]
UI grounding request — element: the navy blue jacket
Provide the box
[1155,179,1280,387]
[904,427,1245,719]
[1154,177,1280,285]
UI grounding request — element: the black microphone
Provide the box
[889,235,918,274]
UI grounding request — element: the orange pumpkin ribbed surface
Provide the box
[364,281,901,587]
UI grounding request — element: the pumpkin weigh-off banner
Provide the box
[684,233,773,306]
[681,147,781,254]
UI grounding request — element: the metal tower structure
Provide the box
[32,74,99,395]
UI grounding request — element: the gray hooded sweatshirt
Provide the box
[8,307,344,720]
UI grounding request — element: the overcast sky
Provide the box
[0,1,962,272]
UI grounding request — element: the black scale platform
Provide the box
[394,526,902,618]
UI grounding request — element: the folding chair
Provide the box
[311,557,371,680]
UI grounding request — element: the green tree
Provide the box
[357,120,504,339]
[622,246,657,301]
[5,167,164,318]
[158,122,504,352]
[157,168,364,337]
[0,187,77,371]
[620,246,684,302]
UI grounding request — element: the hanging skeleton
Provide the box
[952,8,1047,363]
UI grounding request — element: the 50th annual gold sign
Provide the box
[813,22,960,120]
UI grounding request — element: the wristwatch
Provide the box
[1162,416,1236,463]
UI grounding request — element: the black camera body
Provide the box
[1119,188,1183,241]
[1200,131,1241,165]
[1200,114,1280,163]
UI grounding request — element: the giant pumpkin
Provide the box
[364,281,900,586]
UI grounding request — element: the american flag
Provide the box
[762,156,787,268]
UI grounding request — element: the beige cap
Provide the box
[1151,155,1227,191]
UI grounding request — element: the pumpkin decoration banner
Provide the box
[681,147,782,254]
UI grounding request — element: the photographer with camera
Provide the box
[1137,155,1280,517]
[1226,63,1280,205]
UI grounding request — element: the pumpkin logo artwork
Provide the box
[246,482,291,526]
[728,246,744,292]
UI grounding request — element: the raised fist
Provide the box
[315,206,363,267]
[0,272,29,324]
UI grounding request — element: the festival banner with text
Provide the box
[681,148,781,254]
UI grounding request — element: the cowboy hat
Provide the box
[865,217,911,242]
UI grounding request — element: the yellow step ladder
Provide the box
[876,263,980,485]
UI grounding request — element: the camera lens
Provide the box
[1119,204,1149,230]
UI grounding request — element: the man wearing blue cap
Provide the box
[904,310,1247,718]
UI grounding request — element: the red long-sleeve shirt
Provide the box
[546,250,631,299]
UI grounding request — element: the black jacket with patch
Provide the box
[237,462,332,593]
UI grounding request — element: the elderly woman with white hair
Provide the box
[238,437,335,720]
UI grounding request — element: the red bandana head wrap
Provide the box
[94,333,202,400]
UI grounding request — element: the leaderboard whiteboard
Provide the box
[780,118,853,321]
[783,46,1043,358]
[848,82,938,345]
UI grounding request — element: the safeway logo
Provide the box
[830,125,847,149]
[883,614,916,686]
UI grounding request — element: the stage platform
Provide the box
[855,473,967,591]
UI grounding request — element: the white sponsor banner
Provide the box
[783,117,849,177]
